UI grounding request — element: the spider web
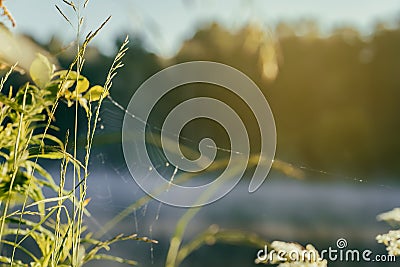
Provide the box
[82,95,400,266]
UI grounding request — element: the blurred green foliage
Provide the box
[14,21,400,180]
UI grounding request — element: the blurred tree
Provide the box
[6,21,400,179]
[168,22,400,178]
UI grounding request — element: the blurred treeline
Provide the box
[9,20,400,180]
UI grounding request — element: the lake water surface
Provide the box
[84,169,400,266]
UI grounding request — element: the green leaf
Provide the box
[44,82,59,99]
[0,93,23,112]
[83,85,108,101]
[28,151,65,160]
[30,53,53,88]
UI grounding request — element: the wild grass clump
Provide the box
[0,1,156,266]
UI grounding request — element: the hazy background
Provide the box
[5,0,400,177]
[2,0,400,266]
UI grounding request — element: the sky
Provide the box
[5,0,400,57]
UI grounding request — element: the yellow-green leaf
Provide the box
[30,53,53,88]
[54,70,78,80]
[83,85,108,101]
[67,99,74,107]
[78,97,90,115]
[76,76,89,93]
[60,80,75,92]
